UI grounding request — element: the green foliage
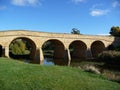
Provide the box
[0,57,120,90]
[71,28,80,34]
[110,26,120,37]
[115,45,120,51]
[10,40,25,55]
[108,26,120,50]
[9,39,30,55]
[42,41,54,50]
[23,40,32,51]
[98,51,120,65]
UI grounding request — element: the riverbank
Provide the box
[0,57,120,90]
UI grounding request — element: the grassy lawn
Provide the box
[0,57,120,90]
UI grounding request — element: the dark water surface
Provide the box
[44,58,68,66]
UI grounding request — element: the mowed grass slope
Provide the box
[0,57,120,90]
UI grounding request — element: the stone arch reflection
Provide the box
[42,39,65,59]
[42,39,68,65]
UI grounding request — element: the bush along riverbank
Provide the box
[70,58,120,84]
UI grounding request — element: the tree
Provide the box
[42,41,53,50]
[110,26,120,37]
[108,26,120,51]
[9,39,26,55]
[71,28,80,34]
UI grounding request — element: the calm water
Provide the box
[44,58,68,66]
[44,58,54,65]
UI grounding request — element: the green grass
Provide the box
[0,57,120,90]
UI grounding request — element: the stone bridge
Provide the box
[0,30,118,65]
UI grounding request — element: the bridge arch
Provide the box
[91,40,105,58]
[69,40,87,60]
[42,39,65,59]
[0,45,2,57]
[9,37,37,63]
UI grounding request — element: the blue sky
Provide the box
[0,0,120,35]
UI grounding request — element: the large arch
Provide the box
[69,40,87,60]
[42,39,65,59]
[91,40,105,58]
[0,45,2,57]
[9,37,37,63]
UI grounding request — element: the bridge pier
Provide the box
[4,46,9,58]
[65,48,71,66]
[34,48,44,64]
[39,48,44,64]
[86,48,93,59]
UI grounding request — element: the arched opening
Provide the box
[107,44,115,50]
[0,45,2,57]
[91,41,105,58]
[9,37,36,63]
[69,40,87,60]
[42,39,67,65]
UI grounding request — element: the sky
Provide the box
[0,0,120,35]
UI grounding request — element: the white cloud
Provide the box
[90,4,110,16]
[90,9,110,16]
[71,0,86,4]
[0,6,7,10]
[11,0,41,7]
[112,1,120,8]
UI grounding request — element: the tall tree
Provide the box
[110,26,120,37]
[109,26,120,51]
[10,39,28,55]
[71,28,80,34]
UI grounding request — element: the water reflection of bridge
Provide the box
[0,30,117,65]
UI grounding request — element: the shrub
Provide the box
[98,51,120,65]
[83,65,101,74]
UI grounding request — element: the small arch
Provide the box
[69,40,87,60]
[0,45,2,57]
[91,40,105,58]
[42,39,65,59]
[9,37,37,63]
